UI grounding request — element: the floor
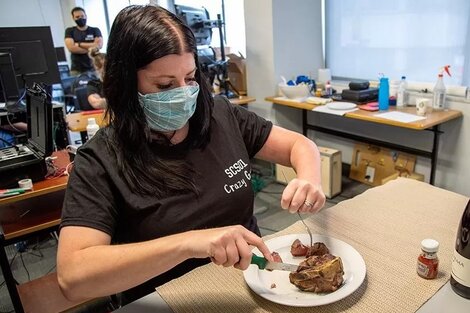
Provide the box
[0,163,369,312]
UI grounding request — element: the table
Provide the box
[65,96,256,133]
[228,95,256,106]
[265,97,463,185]
[0,150,69,313]
[117,178,470,312]
[66,110,108,133]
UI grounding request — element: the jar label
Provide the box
[417,261,429,277]
[451,250,470,287]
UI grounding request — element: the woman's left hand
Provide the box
[280,178,326,214]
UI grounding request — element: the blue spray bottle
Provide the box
[378,74,390,111]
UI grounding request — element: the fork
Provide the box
[281,171,314,247]
[297,211,313,248]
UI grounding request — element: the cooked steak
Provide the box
[271,251,283,263]
[291,239,309,256]
[289,254,344,293]
[307,242,330,257]
[290,239,330,257]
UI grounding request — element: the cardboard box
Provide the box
[227,53,247,95]
[381,171,425,185]
[275,147,342,198]
[349,143,416,186]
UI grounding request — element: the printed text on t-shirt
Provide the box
[223,159,251,194]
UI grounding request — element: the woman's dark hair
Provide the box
[103,5,213,197]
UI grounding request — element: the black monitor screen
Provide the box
[0,52,21,103]
[55,46,67,62]
[175,5,212,46]
[0,26,60,91]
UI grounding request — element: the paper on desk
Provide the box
[313,105,358,116]
[374,111,426,123]
[273,96,306,103]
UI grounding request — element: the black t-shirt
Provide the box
[64,26,102,72]
[60,96,273,302]
[87,79,103,97]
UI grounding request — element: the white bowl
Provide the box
[278,83,311,99]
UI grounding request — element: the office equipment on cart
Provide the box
[0,84,53,188]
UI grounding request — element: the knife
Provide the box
[251,254,299,272]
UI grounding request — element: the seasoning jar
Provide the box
[315,88,323,97]
[416,239,439,279]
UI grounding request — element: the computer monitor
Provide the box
[55,46,67,63]
[0,26,61,106]
[0,51,21,104]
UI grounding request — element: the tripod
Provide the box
[197,14,236,98]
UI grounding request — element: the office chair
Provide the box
[72,86,95,144]
[74,86,94,111]
[63,72,95,113]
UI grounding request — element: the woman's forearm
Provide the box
[58,225,271,301]
[58,232,191,301]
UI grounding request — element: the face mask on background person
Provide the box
[138,84,200,132]
[75,18,87,27]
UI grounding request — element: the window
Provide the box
[325,0,470,86]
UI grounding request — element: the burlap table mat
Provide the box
[157,178,468,312]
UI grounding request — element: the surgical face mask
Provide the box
[138,84,199,132]
[75,18,87,27]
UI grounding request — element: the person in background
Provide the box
[86,48,107,109]
[64,7,103,75]
[0,122,27,148]
[57,5,326,307]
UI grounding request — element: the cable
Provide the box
[5,113,22,133]
[19,253,31,282]
[65,161,75,176]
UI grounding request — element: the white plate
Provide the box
[244,234,366,307]
[326,102,357,110]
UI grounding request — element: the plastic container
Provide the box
[86,117,100,140]
[378,77,389,110]
[325,81,332,97]
[396,76,407,108]
[433,74,446,111]
[433,65,451,111]
[417,238,439,279]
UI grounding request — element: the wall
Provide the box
[244,0,323,133]
[0,0,66,48]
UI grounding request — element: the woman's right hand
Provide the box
[187,225,273,270]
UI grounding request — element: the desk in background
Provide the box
[0,150,69,313]
[228,95,256,106]
[117,178,470,313]
[265,97,463,185]
[66,96,257,133]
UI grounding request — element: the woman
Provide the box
[57,5,325,305]
[86,48,107,109]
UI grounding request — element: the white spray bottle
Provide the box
[433,65,451,111]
